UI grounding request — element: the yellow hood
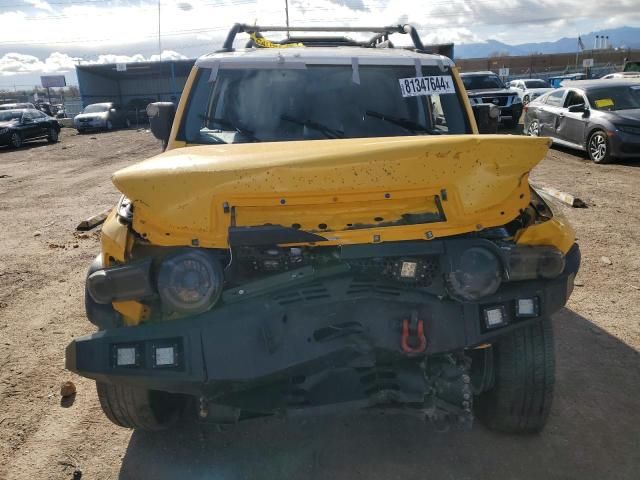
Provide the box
[112,135,550,248]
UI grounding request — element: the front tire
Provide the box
[10,132,23,148]
[96,382,186,431]
[588,130,612,163]
[47,127,59,143]
[527,120,540,137]
[475,317,555,433]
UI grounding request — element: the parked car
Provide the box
[66,23,580,435]
[509,78,553,105]
[601,72,640,80]
[460,71,523,128]
[524,79,640,163]
[0,108,61,148]
[74,102,131,133]
[0,102,36,111]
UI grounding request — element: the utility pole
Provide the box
[285,0,290,38]
[158,0,162,61]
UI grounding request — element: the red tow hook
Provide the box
[401,312,427,355]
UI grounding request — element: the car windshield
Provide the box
[461,74,504,90]
[0,110,22,121]
[524,80,550,88]
[83,104,109,113]
[180,64,470,145]
[586,85,640,111]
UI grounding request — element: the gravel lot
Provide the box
[0,129,639,480]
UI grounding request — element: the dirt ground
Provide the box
[0,128,639,480]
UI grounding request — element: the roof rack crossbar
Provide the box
[222,23,425,51]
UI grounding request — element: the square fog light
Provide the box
[154,346,177,367]
[484,305,507,329]
[115,346,137,367]
[516,297,539,317]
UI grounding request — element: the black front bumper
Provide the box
[67,245,580,406]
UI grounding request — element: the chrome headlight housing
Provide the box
[157,249,224,315]
[446,247,502,301]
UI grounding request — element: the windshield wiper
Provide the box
[365,110,441,135]
[281,114,345,139]
[199,115,260,142]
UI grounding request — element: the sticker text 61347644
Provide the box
[399,76,456,97]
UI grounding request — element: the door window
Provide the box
[545,90,565,107]
[564,91,586,108]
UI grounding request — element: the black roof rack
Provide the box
[221,23,454,59]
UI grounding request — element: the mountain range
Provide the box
[454,26,640,59]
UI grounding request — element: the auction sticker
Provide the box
[399,75,456,97]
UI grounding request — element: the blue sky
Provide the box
[0,0,639,88]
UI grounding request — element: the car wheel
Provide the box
[10,132,23,148]
[527,120,540,137]
[588,130,612,164]
[106,120,113,131]
[523,95,530,105]
[474,317,555,433]
[47,127,59,143]
[96,382,187,431]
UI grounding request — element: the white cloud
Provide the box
[0,52,77,76]
[24,0,53,12]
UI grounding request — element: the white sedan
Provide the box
[509,78,553,105]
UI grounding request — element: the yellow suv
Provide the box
[66,24,579,433]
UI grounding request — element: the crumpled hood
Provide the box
[112,135,551,248]
[75,113,106,121]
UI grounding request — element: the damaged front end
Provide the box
[67,134,579,429]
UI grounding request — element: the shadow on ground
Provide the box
[119,308,640,480]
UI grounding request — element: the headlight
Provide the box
[504,246,565,281]
[617,125,640,135]
[446,247,502,301]
[157,249,224,315]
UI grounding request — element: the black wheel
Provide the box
[47,127,59,143]
[588,130,612,164]
[10,132,23,148]
[527,119,540,137]
[96,382,186,431]
[474,317,555,433]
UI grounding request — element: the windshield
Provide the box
[461,75,504,90]
[83,104,109,113]
[180,64,470,145]
[0,110,22,121]
[587,85,640,111]
[524,80,550,89]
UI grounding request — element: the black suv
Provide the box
[461,71,523,128]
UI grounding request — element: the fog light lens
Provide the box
[516,297,539,317]
[484,306,506,328]
[400,261,418,278]
[154,346,177,367]
[116,347,137,366]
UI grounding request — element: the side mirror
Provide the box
[146,102,176,150]
[567,104,585,113]
[471,103,499,134]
